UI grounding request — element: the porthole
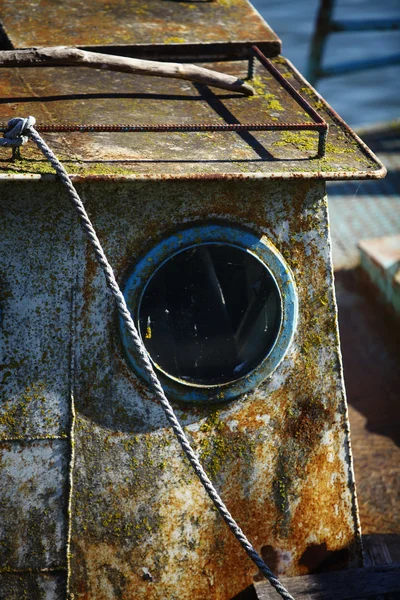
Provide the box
[120,225,297,403]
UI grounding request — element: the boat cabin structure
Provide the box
[0,1,386,599]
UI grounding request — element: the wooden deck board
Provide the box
[254,565,400,599]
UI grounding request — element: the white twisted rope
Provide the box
[3,116,295,600]
[0,116,36,147]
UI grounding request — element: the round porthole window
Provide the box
[120,225,297,403]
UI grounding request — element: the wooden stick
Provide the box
[0,46,255,96]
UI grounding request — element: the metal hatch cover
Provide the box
[0,55,385,181]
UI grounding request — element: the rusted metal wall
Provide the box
[0,177,361,599]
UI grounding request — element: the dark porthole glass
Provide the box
[138,244,282,386]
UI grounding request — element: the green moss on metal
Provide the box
[273,454,290,517]
[325,142,355,155]
[0,381,49,437]
[248,78,284,111]
[274,131,317,152]
[163,36,186,43]
[193,410,255,479]
[268,98,284,111]
[217,0,241,6]
[4,158,55,175]
[299,86,314,97]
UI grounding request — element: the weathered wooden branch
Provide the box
[0,46,255,95]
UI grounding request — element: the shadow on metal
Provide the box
[231,585,259,600]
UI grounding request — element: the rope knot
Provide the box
[1,115,36,147]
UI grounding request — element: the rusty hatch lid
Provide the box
[0,53,385,181]
[0,0,281,61]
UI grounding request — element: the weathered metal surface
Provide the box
[0,56,384,180]
[0,176,362,599]
[75,178,360,597]
[0,573,67,600]
[0,0,280,54]
[0,440,69,570]
[68,179,361,597]
[0,184,74,596]
[0,49,329,157]
[0,184,75,438]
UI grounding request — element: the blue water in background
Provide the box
[252,0,399,127]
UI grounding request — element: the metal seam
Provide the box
[65,254,78,599]
[0,435,68,442]
[0,567,67,574]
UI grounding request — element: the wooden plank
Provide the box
[363,535,400,569]
[254,566,400,600]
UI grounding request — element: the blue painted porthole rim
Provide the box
[120,224,298,403]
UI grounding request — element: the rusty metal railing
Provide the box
[0,46,329,158]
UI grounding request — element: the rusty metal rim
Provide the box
[282,57,387,178]
[0,168,386,181]
[120,224,298,403]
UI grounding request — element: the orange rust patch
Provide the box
[290,441,361,576]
